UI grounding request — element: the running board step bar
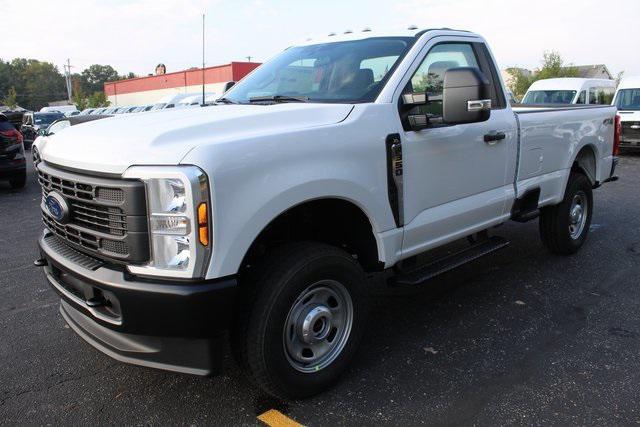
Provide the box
[390,236,509,286]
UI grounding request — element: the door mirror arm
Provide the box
[400,90,430,131]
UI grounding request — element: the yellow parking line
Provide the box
[257,409,303,427]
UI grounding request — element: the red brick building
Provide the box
[104,62,260,106]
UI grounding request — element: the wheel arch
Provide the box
[238,196,383,275]
[571,143,598,185]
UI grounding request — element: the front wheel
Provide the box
[232,242,368,400]
[539,172,593,254]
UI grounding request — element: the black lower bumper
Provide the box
[38,232,237,376]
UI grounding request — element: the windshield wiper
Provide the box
[249,95,309,103]
[215,97,238,104]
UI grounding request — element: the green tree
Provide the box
[506,51,580,99]
[2,86,18,108]
[81,64,120,94]
[88,91,110,108]
[72,80,88,111]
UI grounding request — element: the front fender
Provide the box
[208,179,394,278]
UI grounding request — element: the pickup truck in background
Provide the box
[33,28,620,399]
[613,76,640,148]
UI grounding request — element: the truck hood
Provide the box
[37,103,354,175]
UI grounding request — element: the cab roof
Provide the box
[292,27,479,47]
[528,78,615,92]
[618,76,640,90]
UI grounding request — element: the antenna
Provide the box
[201,13,205,106]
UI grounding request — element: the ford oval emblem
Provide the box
[45,191,71,224]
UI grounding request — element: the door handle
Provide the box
[484,131,506,144]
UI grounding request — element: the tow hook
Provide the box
[86,296,106,308]
[34,258,47,267]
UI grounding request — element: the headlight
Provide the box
[123,165,211,279]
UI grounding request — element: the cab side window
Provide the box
[406,43,479,118]
[576,90,586,104]
[589,87,615,105]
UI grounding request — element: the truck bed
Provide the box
[512,104,616,207]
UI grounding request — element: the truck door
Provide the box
[395,40,517,257]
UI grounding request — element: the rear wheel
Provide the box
[232,242,368,400]
[9,170,27,189]
[539,173,593,254]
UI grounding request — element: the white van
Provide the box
[613,76,640,147]
[522,78,616,105]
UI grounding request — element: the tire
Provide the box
[232,242,368,400]
[539,172,593,255]
[9,170,27,189]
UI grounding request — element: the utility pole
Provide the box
[63,59,73,103]
[246,56,252,62]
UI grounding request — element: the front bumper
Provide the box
[38,231,237,376]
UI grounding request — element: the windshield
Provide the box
[522,90,577,104]
[47,120,71,135]
[35,113,63,125]
[615,88,640,111]
[224,37,414,104]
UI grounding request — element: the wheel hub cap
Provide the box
[298,305,333,344]
[569,191,588,239]
[283,280,354,373]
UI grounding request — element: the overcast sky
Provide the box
[2,0,639,77]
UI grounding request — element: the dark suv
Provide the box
[0,113,27,189]
[21,112,65,149]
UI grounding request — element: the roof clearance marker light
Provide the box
[198,202,209,246]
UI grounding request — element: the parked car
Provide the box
[34,28,619,399]
[21,111,65,149]
[175,93,217,108]
[39,114,112,137]
[612,76,640,149]
[521,78,616,105]
[149,93,195,110]
[0,113,26,189]
[40,105,78,115]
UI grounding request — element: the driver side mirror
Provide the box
[442,67,491,125]
[223,81,236,92]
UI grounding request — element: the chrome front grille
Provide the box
[38,162,150,263]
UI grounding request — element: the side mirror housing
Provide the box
[442,67,491,125]
[223,81,236,92]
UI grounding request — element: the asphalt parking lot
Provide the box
[1,155,639,425]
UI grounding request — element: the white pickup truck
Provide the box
[34,28,620,399]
